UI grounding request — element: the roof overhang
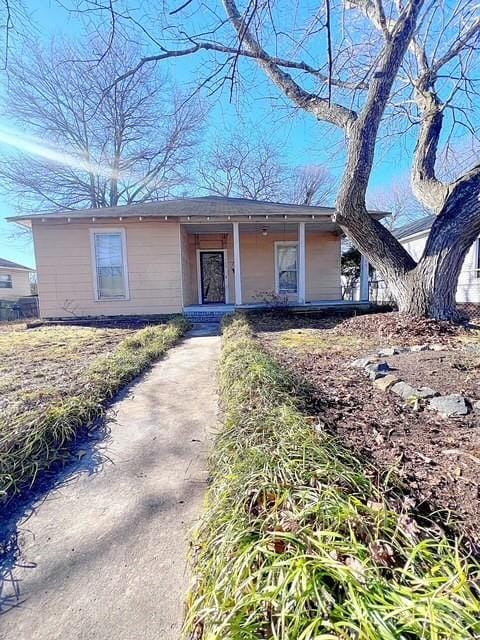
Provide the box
[6,197,390,228]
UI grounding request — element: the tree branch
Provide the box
[111,40,367,95]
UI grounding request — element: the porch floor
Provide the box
[183,300,372,315]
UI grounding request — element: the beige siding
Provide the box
[33,220,182,318]
[180,226,195,306]
[306,231,342,301]
[239,229,341,303]
[240,231,297,303]
[0,268,32,299]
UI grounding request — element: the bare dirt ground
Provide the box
[252,311,480,545]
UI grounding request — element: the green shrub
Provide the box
[185,315,480,639]
[0,316,190,501]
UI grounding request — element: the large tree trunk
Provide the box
[383,186,480,320]
[394,260,461,321]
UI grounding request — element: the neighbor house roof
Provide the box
[395,215,435,240]
[0,257,34,271]
[7,195,390,226]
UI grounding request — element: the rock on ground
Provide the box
[428,394,469,418]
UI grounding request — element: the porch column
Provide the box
[298,222,306,304]
[360,254,369,301]
[233,222,243,305]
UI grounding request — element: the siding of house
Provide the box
[239,229,341,303]
[32,219,343,318]
[401,233,480,303]
[32,220,183,318]
[306,231,342,301]
[0,268,31,299]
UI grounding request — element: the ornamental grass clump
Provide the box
[0,316,189,501]
[184,314,480,639]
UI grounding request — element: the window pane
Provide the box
[0,274,12,288]
[277,245,298,293]
[94,233,126,298]
[278,246,297,271]
[279,270,297,292]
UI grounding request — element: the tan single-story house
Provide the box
[0,257,34,300]
[8,196,385,320]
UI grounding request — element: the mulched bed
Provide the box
[252,311,480,545]
[388,349,480,400]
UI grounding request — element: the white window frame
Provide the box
[196,249,229,305]
[90,228,130,301]
[0,273,13,289]
[274,241,298,295]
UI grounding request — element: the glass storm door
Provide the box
[200,251,226,303]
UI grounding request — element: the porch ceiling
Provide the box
[182,221,338,234]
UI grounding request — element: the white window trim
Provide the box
[274,241,298,295]
[196,249,229,305]
[0,273,13,288]
[90,228,130,301]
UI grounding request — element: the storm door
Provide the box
[199,251,226,303]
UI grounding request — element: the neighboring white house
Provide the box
[0,257,35,300]
[396,216,480,304]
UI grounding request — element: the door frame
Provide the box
[196,249,229,305]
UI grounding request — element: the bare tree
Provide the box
[199,134,287,201]
[288,165,337,207]
[46,2,480,318]
[368,176,427,231]
[0,35,205,211]
[200,134,336,205]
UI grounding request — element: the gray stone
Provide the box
[351,356,376,369]
[378,347,398,357]
[428,394,469,418]
[473,400,480,411]
[430,343,447,352]
[365,361,391,380]
[410,344,429,352]
[391,381,418,400]
[415,387,439,399]
[374,374,400,391]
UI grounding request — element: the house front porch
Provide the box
[180,215,372,322]
[180,219,370,315]
[183,300,373,322]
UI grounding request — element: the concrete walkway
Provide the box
[0,326,220,640]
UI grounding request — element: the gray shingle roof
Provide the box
[395,215,435,240]
[7,195,389,223]
[0,257,33,270]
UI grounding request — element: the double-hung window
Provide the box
[275,242,298,294]
[0,274,12,288]
[91,229,128,300]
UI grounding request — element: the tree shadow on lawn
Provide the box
[0,417,113,615]
[0,359,165,615]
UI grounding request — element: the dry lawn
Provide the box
[0,324,135,423]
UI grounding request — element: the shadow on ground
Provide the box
[0,416,114,614]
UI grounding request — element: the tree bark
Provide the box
[382,173,480,320]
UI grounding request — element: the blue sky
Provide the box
[0,0,414,268]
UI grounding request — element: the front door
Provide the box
[200,251,226,304]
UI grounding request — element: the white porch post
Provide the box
[298,222,306,304]
[360,254,369,301]
[233,221,243,305]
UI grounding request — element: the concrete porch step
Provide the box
[183,305,234,323]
